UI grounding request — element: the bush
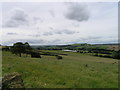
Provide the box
[79,51,83,53]
[31,51,41,58]
[112,51,120,59]
[94,53,98,56]
[56,55,63,60]
[98,54,103,57]
[2,47,10,51]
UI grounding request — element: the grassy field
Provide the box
[2,50,118,88]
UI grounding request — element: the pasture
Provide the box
[2,50,118,88]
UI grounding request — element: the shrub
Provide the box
[31,51,41,58]
[2,47,10,51]
[98,54,103,57]
[56,55,63,60]
[112,51,120,59]
[79,51,83,53]
[94,53,98,56]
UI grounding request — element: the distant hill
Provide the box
[95,43,120,45]
[31,43,119,51]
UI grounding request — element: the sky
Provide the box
[0,2,118,45]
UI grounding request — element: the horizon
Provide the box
[1,42,119,46]
[0,2,118,46]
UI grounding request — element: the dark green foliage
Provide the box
[56,55,63,60]
[103,55,112,58]
[10,42,32,57]
[112,50,120,59]
[11,42,25,57]
[2,46,10,51]
[10,42,119,59]
[24,42,32,55]
[24,42,32,51]
[31,51,41,58]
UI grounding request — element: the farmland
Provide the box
[2,50,118,88]
[1,1,119,89]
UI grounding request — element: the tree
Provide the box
[12,42,25,57]
[24,42,32,55]
[24,42,31,49]
[11,42,33,57]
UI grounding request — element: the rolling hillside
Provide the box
[2,50,118,88]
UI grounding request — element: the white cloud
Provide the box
[1,2,118,45]
[49,10,55,17]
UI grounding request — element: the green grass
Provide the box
[2,51,118,88]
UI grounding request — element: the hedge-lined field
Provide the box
[2,51,118,88]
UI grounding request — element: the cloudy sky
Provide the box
[0,2,118,45]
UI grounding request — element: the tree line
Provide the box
[2,42,63,60]
[2,42,119,59]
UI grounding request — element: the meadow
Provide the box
[2,50,118,88]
